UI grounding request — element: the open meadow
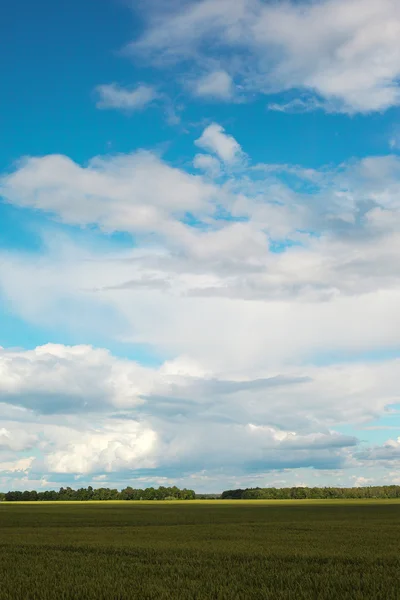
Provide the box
[1,500,400,599]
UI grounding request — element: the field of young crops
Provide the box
[1,500,400,599]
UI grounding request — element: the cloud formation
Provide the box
[1,123,400,489]
[129,0,400,113]
[3,0,400,494]
[95,83,158,111]
[0,341,398,482]
[195,123,245,164]
[0,151,216,238]
[193,70,234,100]
[0,344,152,414]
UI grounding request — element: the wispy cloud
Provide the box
[95,83,159,111]
[193,70,234,100]
[128,0,400,113]
[268,97,328,114]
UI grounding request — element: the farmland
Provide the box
[1,500,400,599]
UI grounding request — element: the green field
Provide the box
[1,500,400,599]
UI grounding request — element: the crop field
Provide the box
[1,500,400,600]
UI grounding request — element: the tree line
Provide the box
[2,485,196,502]
[221,486,400,499]
[3,485,400,502]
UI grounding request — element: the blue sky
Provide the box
[1,0,400,493]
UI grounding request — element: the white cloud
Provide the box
[389,130,400,150]
[95,83,158,111]
[193,153,221,177]
[0,427,37,452]
[47,420,157,474]
[0,151,216,237]
[2,237,400,374]
[153,422,356,473]
[2,341,398,430]
[130,0,400,113]
[195,123,244,164]
[268,97,328,114]
[0,341,400,477]
[1,334,400,479]
[40,419,350,475]
[193,70,233,100]
[0,457,34,473]
[353,476,373,487]
[357,437,400,464]
[0,344,153,413]
[1,134,400,375]
[2,125,400,485]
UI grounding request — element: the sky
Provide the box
[1,0,400,493]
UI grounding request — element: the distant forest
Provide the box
[221,486,400,499]
[1,486,196,502]
[3,485,400,502]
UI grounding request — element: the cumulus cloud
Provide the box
[0,344,153,413]
[0,151,216,238]
[129,0,400,113]
[0,427,37,452]
[0,341,399,479]
[193,70,234,100]
[47,420,158,474]
[357,437,400,464]
[195,123,245,164]
[193,153,221,177]
[0,457,34,473]
[1,129,400,377]
[2,342,398,430]
[35,418,354,476]
[2,134,400,307]
[3,240,399,375]
[1,123,400,486]
[152,422,357,474]
[95,83,158,111]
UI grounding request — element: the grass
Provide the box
[1,500,400,599]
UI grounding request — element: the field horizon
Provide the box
[3,498,400,505]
